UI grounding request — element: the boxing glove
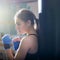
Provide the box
[13,41,20,51]
[2,34,12,50]
[12,33,28,51]
[12,36,20,51]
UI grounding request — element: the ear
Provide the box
[27,20,31,26]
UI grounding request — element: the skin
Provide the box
[6,18,38,60]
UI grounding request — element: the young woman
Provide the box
[3,9,39,60]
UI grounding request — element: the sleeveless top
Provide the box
[25,34,39,60]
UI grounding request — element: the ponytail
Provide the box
[33,15,39,31]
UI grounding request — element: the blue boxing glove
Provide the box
[13,41,20,51]
[2,34,12,50]
[12,36,20,51]
[12,33,28,51]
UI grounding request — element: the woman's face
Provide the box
[15,18,30,34]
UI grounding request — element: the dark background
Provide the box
[39,0,60,60]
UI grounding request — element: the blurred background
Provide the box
[0,0,40,35]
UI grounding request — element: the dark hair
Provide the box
[14,9,38,30]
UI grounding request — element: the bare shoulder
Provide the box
[22,35,38,52]
[20,34,38,48]
[23,35,37,44]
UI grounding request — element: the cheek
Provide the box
[21,25,26,30]
[15,24,27,34]
[21,25,27,31]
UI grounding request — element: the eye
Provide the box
[16,22,20,26]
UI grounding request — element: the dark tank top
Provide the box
[25,34,39,60]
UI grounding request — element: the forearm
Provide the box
[5,48,14,60]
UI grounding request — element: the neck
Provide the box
[26,27,37,35]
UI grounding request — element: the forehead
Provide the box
[15,18,23,24]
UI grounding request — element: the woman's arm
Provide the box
[14,38,31,60]
[6,38,31,60]
[5,49,14,60]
